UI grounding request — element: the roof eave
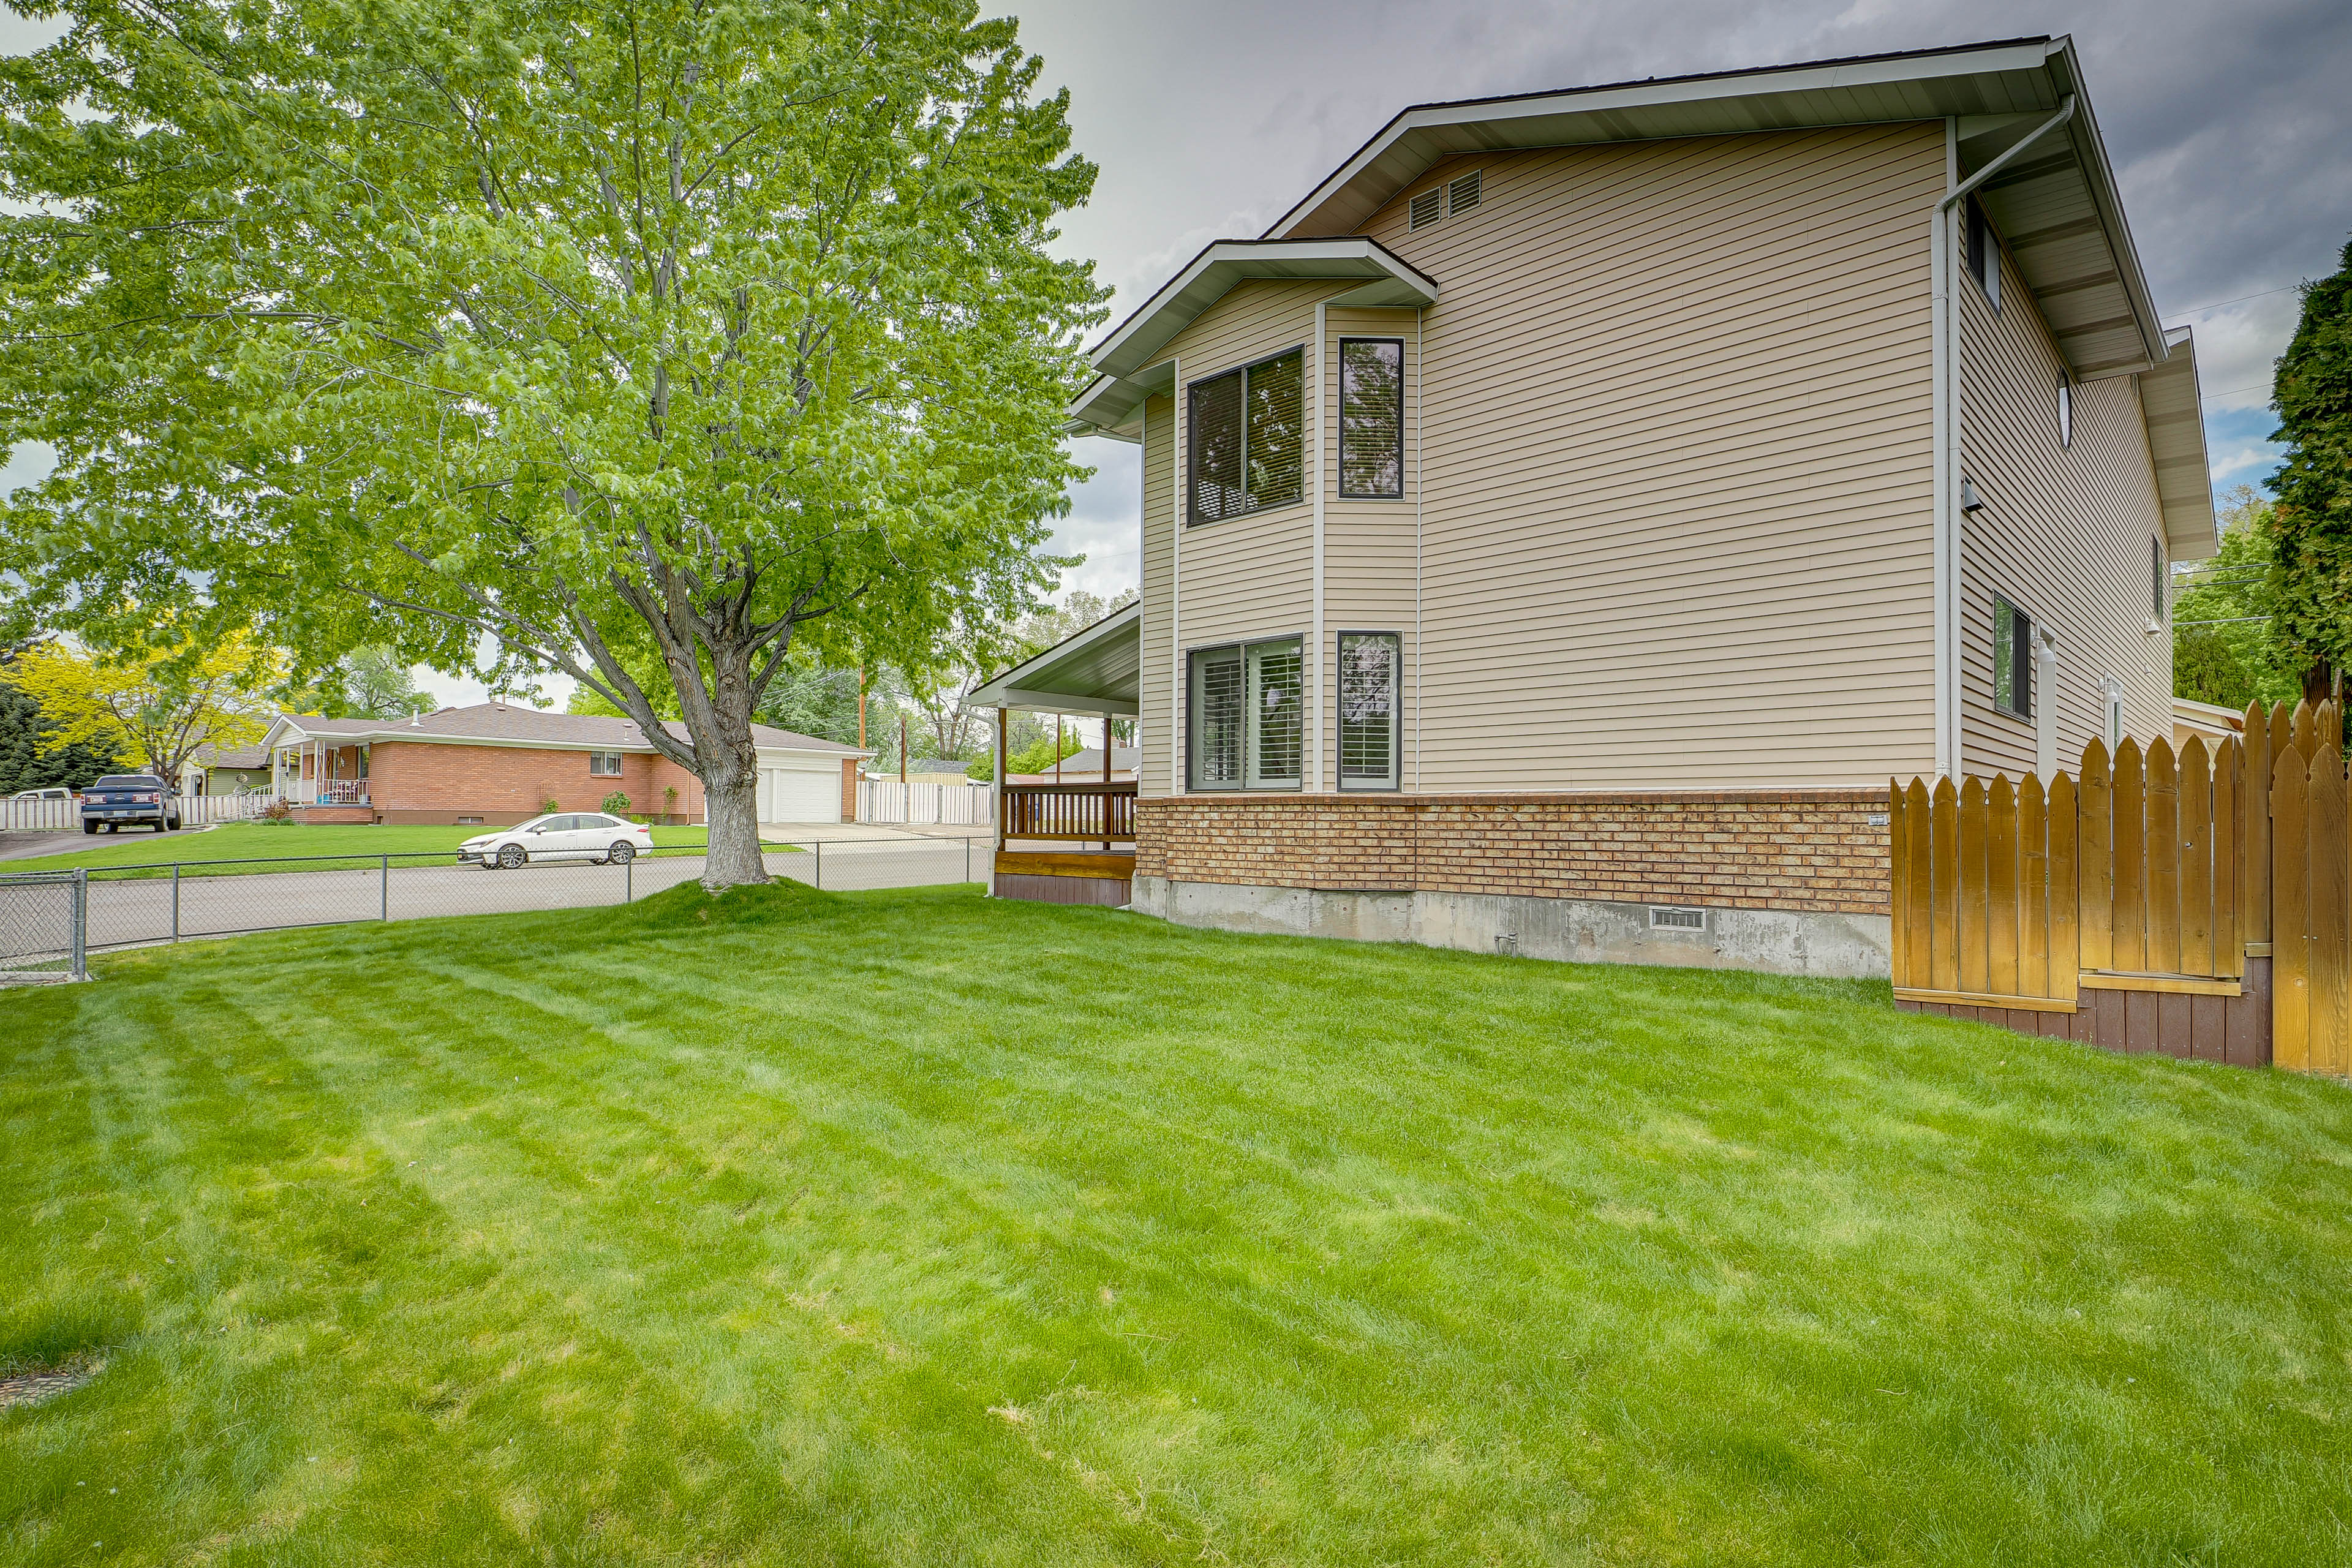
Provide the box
[1066,240,1438,437]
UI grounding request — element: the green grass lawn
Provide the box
[4,883,2350,1565]
[3,821,803,878]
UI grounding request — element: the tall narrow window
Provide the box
[2056,373,2073,448]
[1246,641,1303,787]
[1966,198,2000,312]
[2151,537,2166,619]
[1188,636,1303,790]
[1993,595,2032,720]
[1189,647,1245,786]
[1188,348,1303,524]
[1339,338,1404,498]
[1337,633,1400,790]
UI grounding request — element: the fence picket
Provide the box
[2146,739,2182,976]
[2312,756,2349,1077]
[2079,740,2113,974]
[2242,706,2271,949]
[2274,750,2312,1071]
[1904,779,1933,989]
[2215,737,2241,974]
[2021,774,2049,1000]
[2324,698,2345,756]
[1959,779,1991,996]
[2049,772,2079,1005]
[2111,739,2148,973]
[1930,778,1959,994]
[2291,699,2316,761]
[1988,777,2019,998]
[2180,736,2213,979]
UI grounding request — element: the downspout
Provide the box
[1311,301,1328,793]
[1932,94,2076,777]
[1168,355,1183,796]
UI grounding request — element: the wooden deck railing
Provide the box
[1002,782,1136,843]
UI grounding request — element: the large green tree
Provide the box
[0,0,1100,885]
[2172,486,2301,712]
[2264,238,2352,703]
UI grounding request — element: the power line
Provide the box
[2164,282,2304,322]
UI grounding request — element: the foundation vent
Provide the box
[1649,906,1706,931]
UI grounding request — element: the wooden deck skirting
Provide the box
[993,848,1135,909]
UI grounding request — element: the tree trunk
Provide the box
[2302,657,2338,707]
[689,662,771,892]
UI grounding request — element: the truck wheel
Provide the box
[83,821,99,835]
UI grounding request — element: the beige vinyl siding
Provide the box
[1957,228,2169,775]
[1361,125,1943,790]
[1138,390,1177,795]
[1321,306,1421,789]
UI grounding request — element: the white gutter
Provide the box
[1931,93,2076,778]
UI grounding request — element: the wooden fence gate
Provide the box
[1890,699,2348,1075]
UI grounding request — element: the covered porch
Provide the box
[262,720,376,822]
[969,601,1141,906]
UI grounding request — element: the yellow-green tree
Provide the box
[2,632,285,782]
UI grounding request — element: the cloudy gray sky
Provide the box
[6,1,2345,705]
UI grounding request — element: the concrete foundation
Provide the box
[1130,876,1891,979]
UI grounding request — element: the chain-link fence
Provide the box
[31,835,988,959]
[0,870,88,982]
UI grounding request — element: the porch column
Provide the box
[993,707,1008,861]
[1102,715,1112,852]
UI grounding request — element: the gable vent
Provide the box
[1408,188,1444,231]
[1447,170,1482,216]
[1649,905,1706,931]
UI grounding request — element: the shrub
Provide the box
[259,797,294,824]
[601,790,631,815]
[541,796,561,816]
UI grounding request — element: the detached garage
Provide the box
[757,756,858,824]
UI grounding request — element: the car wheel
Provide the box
[608,842,636,865]
[497,843,527,870]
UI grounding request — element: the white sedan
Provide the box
[458,812,654,870]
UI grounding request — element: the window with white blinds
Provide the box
[1337,633,1400,790]
[1188,636,1302,790]
[1339,338,1404,498]
[1188,348,1303,524]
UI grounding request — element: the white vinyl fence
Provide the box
[1,796,77,832]
[1,793,284,832]
[858,778,994,827]
[184,793,284,825]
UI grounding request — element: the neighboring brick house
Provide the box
[977,37,2218,978]
[260,703,866,826]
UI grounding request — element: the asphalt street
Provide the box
[1,836,984,965]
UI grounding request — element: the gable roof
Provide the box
[1069,239,1439,437]
[1262,35,2168,383]
[262,702,866,756]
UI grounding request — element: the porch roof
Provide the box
[969,601,1140,718]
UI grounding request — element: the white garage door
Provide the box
[760,765,840,824]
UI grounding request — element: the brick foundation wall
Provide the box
[1135,790,1891,916]
[369,742,705,825]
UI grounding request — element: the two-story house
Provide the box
[974,36,2215,977]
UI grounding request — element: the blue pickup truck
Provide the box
[80,773,184,834]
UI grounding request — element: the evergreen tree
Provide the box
[2263,238,2352,701]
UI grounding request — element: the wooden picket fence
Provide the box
[1891,699,2348,1075]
